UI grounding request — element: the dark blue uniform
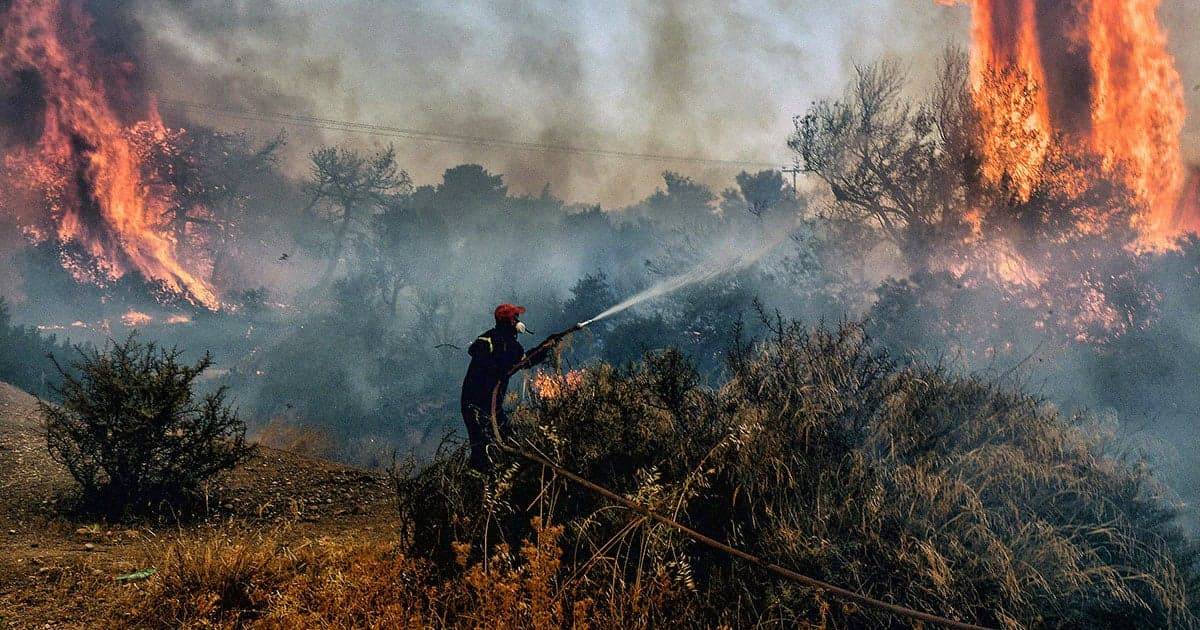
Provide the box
[461,325,526,471]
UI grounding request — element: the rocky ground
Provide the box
[0,382,402,628]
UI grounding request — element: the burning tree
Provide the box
[0,0,221,308]
[939,0,1195,245]
[792,51,1154,348]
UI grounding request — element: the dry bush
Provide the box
[714,321,1198,627]
[396,320,1199,628]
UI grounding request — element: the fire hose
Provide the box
[487,324,994,630]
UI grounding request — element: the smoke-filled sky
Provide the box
[127,0,1198,206]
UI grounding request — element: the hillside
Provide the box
[0,381,400,628]
[0,382,67,518]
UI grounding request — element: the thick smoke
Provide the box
[15,2,1198,202]
[109,0,976,206]
[1162,0,1200,159]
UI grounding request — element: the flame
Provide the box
[120,310,153,327]
[943,0,1192,246]
[0,0,219,308]
[531,370,584,400]
[963,0,1051,198]
[1088,0,1189,242]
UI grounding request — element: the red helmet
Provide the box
[494,303,526,323]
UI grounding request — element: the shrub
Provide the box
[42,334,254,518]
[399,321,1200,628]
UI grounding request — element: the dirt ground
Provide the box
[0,382,403,628]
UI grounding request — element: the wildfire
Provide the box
[0,0,219,308]
[942,0,1194,246]
[120,310,153,327]
[531,370,584,400]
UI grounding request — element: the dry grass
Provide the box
[107,516,691,629]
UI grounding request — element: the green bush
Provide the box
[400,321,1200,628]
[42,334,254,519]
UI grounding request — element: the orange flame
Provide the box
[531,370,584,400]
[0,0,219,308]
[963,0,1051,198]
[120,310,153,327]
[942,0,1192,246]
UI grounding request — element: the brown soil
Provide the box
[0,382,402,628]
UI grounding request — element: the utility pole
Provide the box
[781,165,801,194]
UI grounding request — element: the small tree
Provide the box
[42,334,254,517]
[306,145,410,282]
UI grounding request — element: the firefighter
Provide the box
[461,303,545,472]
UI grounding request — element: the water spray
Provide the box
[527,223,796,352]
[482,243,994,630]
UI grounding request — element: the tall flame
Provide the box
[0,0,219,308]
[943,0,1193,245]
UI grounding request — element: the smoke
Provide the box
[1162,0,1200,160]
[85,0,973,207]
[9,2,1195,204]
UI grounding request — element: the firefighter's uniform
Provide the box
[461,306,532,472]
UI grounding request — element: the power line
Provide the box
[164,98,784,169]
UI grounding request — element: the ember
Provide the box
[531,370,584,400]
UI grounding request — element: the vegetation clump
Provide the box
[399,320,1199,628]
[41,334,254,518]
